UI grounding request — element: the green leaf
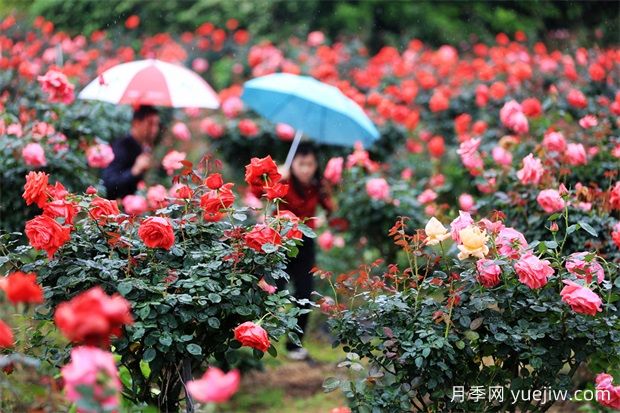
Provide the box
[117,281,133,296]
[232,213,247,221]
[159,335,172,347]
[208,293,221,303]
[422,347,431,358]
[578,221,598,237]
[544,241,558,249]
[208,317,220,329]
[323,377,341,392]
[261,243,278,253]
[186,343,202,355]
[494,332,508,342]
[143,348,156,362]
[267,344,278,357]
[548,213,562,221]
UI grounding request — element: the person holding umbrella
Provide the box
[102,105,160,199]
[77,58,221,199]
[252,142,334,361]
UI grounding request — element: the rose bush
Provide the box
[320,208,620,412]
[2,157,312,411]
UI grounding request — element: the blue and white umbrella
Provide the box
[241,73,379,167]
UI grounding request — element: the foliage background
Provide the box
[1,0,619,48]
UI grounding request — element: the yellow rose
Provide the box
[424,217,450,245]
[457,225,489,260]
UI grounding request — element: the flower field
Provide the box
[0,8,619,413]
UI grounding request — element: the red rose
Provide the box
[138,217,175,250]
[200,191,222,215]
[22,171,49,208]
[25,215,71,259]
[219,183,235,208]
[265,183,289,200]
[238,119,259,137]
[521,97,542,117]
[175,185,193,199]
[244,156,281,188]
[427,136,445,158]
[47,181,69,200]
[4,271,44,304]
[233,321,270,352]
[0,320,14,348]
[43,199,79,226]
[244,224,282,252]
[125,15,140,29]
[200,183,235,216]
[205,173,223,190]
[54,286,133,346]
[89,197,120,224]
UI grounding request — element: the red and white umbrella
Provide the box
[78,59,219,108]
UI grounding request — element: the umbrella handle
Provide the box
[284,129,303,170]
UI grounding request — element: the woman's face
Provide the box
[291,153,318,185]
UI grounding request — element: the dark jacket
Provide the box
[102,135,143,199]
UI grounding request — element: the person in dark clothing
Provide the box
[102,105,160,199]
[275,143,334,361]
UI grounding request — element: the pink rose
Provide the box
[458,193,475,212]
[565,143,587,166]
[565,252,605,284]
[476,259,501,288]
[417,189,438,205]
[275,123,295,141]
[172,122,191,141]
[499,100,528,134]
[366,178,390,201]
[542,131,566,152]
[37,69,75,104]
[146,185,168,209]
[579,115,597,129]
[22,143,47,167]
[187,367,240,404]
[86,143,115,168]
[595,373,620,410]
[307,31,326,47]
[496,227,528,258]
[61,346,121,410]
[200,118,224,139]
[324,157,344,184]
[560,280,602,316]
[515,253,554,289]
[222,96,244,119]
[7,123,23,137]
[516,153,543,185]
[122,195,148,215]
[536,189,565,213]
[491,146,513,166]
[162,150,186,175]
[450,211,474,243]
[318,231,334,251]
[192,58,209,73]
[258,278,277,294]
[457,138,483,173]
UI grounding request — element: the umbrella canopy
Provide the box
[241,73,379,148]
[79,59,219,109]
